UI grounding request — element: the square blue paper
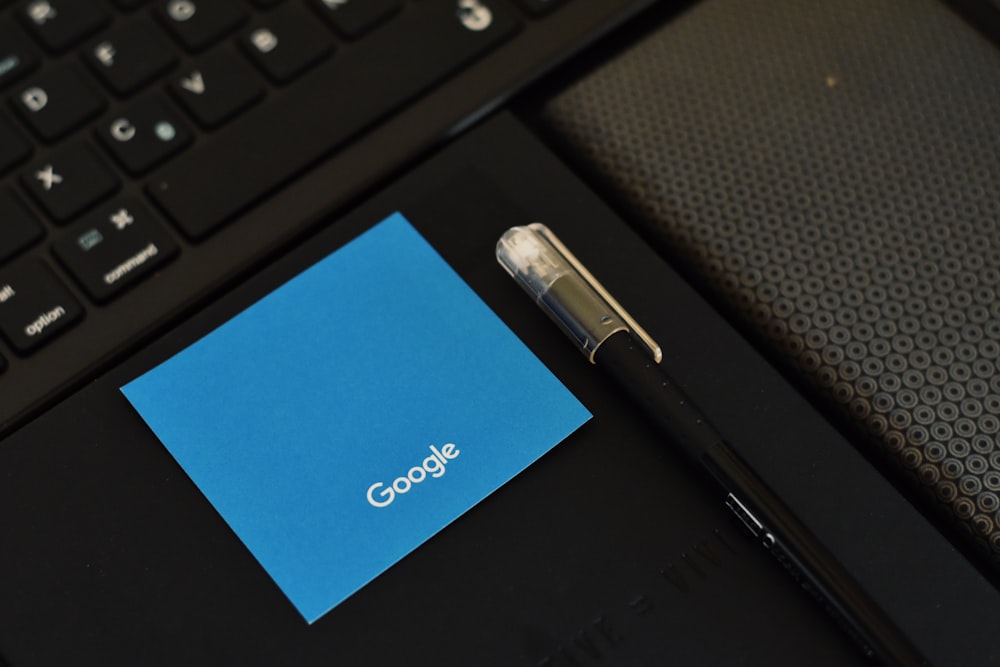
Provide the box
[122,213,591,623]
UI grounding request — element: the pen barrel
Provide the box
[593,330,926,666]
[592,330,724,463]
[701,442,926,666]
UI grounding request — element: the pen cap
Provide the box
[497,224,628,362]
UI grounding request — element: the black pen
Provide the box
[496,223,927,667]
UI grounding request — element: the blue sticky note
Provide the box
[122,213,591,623]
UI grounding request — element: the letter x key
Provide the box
[21,143,119,224]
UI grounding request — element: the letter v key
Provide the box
[169,53,264,129]
[180,70,205,95]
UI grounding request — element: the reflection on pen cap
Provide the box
[496,224,573,296]
[497,223,661,364]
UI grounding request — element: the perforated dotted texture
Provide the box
[542,0,1000,563]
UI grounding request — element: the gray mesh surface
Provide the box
[541,0,1000,563]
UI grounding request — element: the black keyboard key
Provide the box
[155,0,247,52]
[240,5,334,83]
[309,0,402,40]
[18,0,111,54]
[52,199,179,302]
[149,0,519,239]
[0,20,40,89]
[84,19,178,97]
[0,189,44,264]
[97,95,193,174]
[0,260,83,354]
[12,65,105,142]
[113,0,150,10]
[21,143,120,223]
[0,113,31,174]
[169,47,264,128]
[512,0,567,15]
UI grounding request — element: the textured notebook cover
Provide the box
[541,0,1000,565]
[122,213,591,623]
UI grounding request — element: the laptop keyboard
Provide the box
[0,0,638,431]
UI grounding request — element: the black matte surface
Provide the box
[1,113,998,665]
[0,114,879,666]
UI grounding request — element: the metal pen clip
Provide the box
[496,223,662,364]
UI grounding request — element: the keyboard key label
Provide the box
[0,261,83,353]
[53,199,179,302]
[458,0,494,32]
[121,213,591,623]
[26,2,57,26]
